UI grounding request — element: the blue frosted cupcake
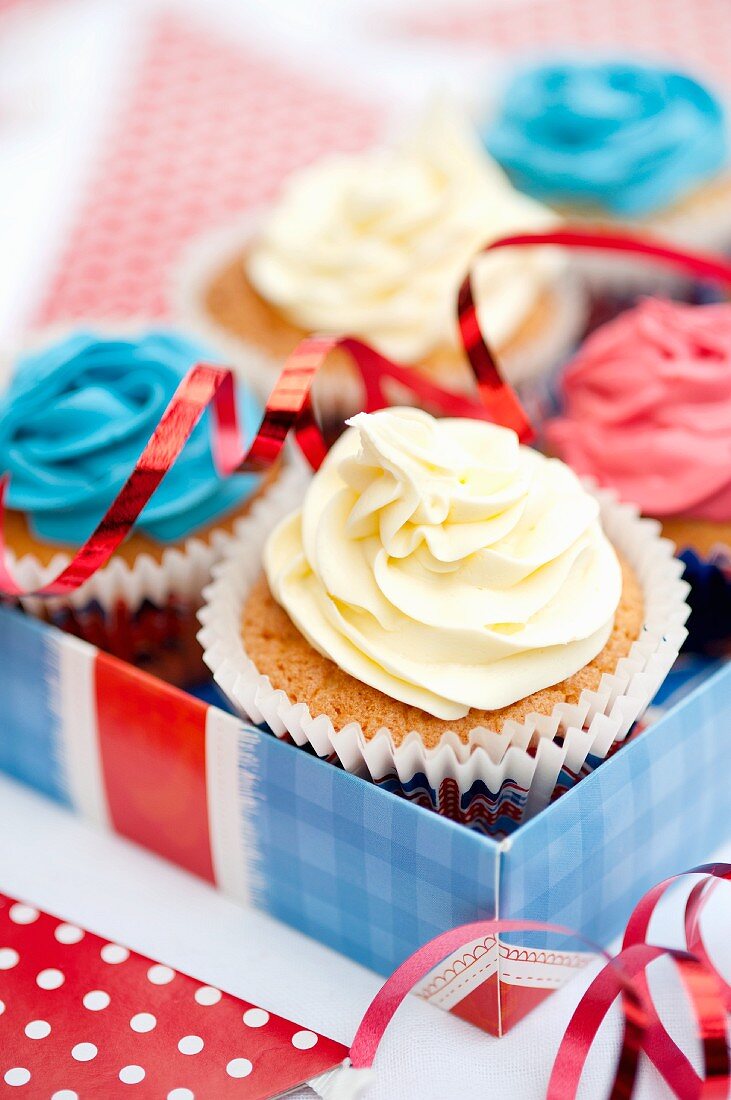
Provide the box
[485,59,731,253]
[0,328,296,682]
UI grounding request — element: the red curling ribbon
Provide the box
[620,864,731,1097]
[0,334,504,599]
[556,943,728,1100]
[6,225,731,600]
[459,226,731,449]
[349,866,731,1099]
[485,227,731,289]
[456,268,535,444]
[0,338,329,598]
[685,881,731,1011]
[0,363,231,598]
[349,918,651,1099]
[336,334,521,422]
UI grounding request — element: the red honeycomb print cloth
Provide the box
[35,13,379,326]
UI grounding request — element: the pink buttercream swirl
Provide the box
[546,298,731,522]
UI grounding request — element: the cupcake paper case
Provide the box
[200,407,689,836]
[485,59,731,253]
[173,102,587,423]
[546,297,731,654]
[0,328,303,684]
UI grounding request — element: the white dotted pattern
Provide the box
[226,1058,253,1078]
[35,13,377,326]
[119,1065,146,1084]
[399,0,731,93]
[0,902,337,1096]
[55,923,85,945]
[100,944,129,964]
[194,986,221,1006]
[24,1020,51,1039]
[177,1035,204,1056]
[36,968,64,990]
[243,1007,269,1028]
[4,1068,31,1087]
[292,1030,319,1050]
[9,905,39,925]
[71,1042,98,1062]
[147,964,175,985]
[130,1013,156,1033]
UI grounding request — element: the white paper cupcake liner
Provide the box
[199,485,690,833]
[171,211,588,422]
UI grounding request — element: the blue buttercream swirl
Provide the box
[0,330,263,545]
[485,60,727,216]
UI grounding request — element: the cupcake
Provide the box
[175,103,586,424]
[200,406,688,835]
[545,298,731,653]
[0,328,300,684]
[485,60,730,255]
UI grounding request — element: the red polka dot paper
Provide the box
[0,894,348,1097]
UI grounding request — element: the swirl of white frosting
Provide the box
[247,103,563,362]
[264,408,622,721]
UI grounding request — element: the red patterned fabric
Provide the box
[36,14,378,325]
[395,0,731,87]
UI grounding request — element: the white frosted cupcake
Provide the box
[175,103,586,422]
[201,407,688,834]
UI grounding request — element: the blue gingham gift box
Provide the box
[0,603,728,1034]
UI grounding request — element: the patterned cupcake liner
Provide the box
[678,545,731,656]
[199,486,690,836]
[171,211,588,423]
[44,596,207,687]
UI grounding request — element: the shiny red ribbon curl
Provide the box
[349,864,731,1099]
[4,226,731,600]
[459,225,731,444]
[0,331,522,599]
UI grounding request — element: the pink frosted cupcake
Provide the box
[546,297,731,651]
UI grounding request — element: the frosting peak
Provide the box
[265,408,621,721]
[486,61,726,215]
[546,299,731,522]
[0,330,262,546]
[247,103,563,362]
